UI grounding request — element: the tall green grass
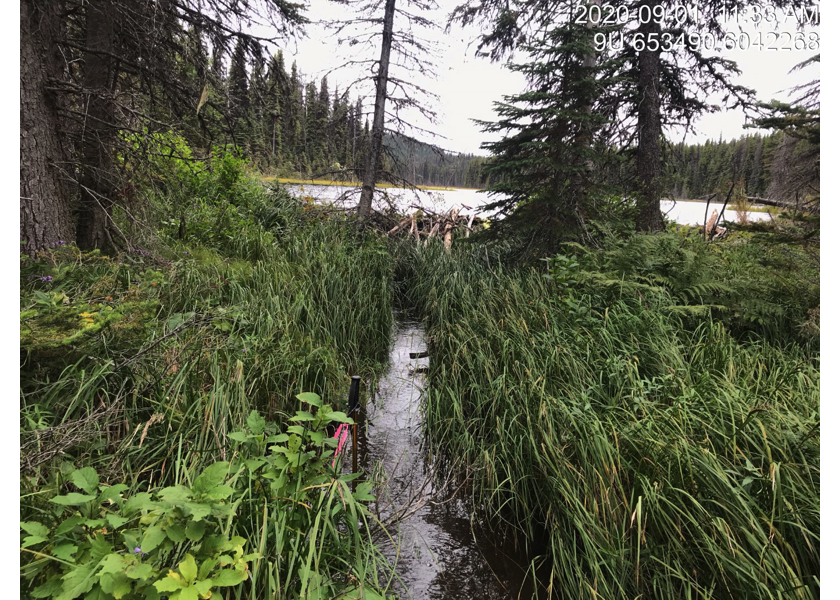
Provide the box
[398,239,819,599]
[21,186,396,596]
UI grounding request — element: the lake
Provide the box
[284,183,771,227]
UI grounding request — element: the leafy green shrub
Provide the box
[21,460,259,599]
[21,395,385,599]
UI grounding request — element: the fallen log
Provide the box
[387,216,411,235]
[411,214,420,242]
[425,222,440,246]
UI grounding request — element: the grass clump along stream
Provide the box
[397,229,819,599]
[20,155,397,598]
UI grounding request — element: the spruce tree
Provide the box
[475,3,613,253]
[249,43,269,164]
[303,81,319,171]
[748,137,763,197]
[266,51,289,163]
[288,62,304,169]
[450,0,813,236]
[227,37,251,150]
[315,76,332,170]
[331,90,351,173]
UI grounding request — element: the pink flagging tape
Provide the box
[332,423,350,468]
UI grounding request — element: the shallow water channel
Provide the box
[357,321,537,599]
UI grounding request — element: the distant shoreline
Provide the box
[664,198,771,213]
[261,176,482,192]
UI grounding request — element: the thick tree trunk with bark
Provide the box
[635,12,665,233]
[357,0,396,221]
[77,0,118,251]
[20,0,75,255]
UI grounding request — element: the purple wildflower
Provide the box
[40,276,53,282]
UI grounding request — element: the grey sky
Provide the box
[266,1,819,154]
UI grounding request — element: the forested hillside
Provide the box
[384,134,499,188]
[666,131,785,200]
[178,42,494,188]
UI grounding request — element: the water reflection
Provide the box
[361,322,540,599]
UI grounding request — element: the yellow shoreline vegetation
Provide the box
[260,176,480,192]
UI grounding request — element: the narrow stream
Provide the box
[359,320,536,599]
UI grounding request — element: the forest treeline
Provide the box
[220,38,797,197]
[176,38,497,189]
[192,41,371,180]
[666,131,789,200]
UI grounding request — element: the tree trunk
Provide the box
[635,9,665,233]
[20,0,75,255]
[357,0,396,221]
[77,0,118,251]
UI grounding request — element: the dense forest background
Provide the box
[217,45,808,197]
[205,44,497,188]
[229,31,818,211]
[195,42,800,196]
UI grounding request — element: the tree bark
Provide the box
[634,9,665,233]
[20,0,75,255]
[76,0,118,251]
[357,0,396,222]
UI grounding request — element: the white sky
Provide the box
[263,0,820,154]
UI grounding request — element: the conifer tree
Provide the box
[450,0,814,237]
[249,43,269,163]
[303,81,319,171]
[748,136,764,197]
[288,62,304,168]
[314,76,332,169]
[227,38,251,151]
[331,90,351,172]
[351,98,364,176]
[20,0,306,253]
[266,51,289,162]
[477,7,613,253]
[327,0,442,220]
[751,54,819,205]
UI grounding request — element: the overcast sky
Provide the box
[261,1,819,154]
